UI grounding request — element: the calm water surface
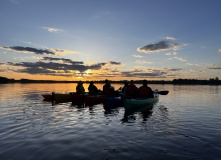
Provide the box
[0,83,221,160]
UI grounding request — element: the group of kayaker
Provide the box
[122,80,154,98]
[76,79,153,98]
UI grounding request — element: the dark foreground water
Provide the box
[0,83,221,160]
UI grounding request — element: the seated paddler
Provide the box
[124,80,138,98]
[103,80,115,96]
[138,80,154,98]
[76,81,85,94]
[88,81,98,95]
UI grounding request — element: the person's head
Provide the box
[143,80,147,86]
[78,81,83,85]
[105,79,109,84]
[107,82,111,87]
[130,80,134,85]
[90,81,94,85]
[124,81,128,86]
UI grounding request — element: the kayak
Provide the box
[42,93,83,102]
[124,93,159,110]
[42,94,53,101]
[84,94,107,106]
[107,97,124,107]
[42,93,122,106]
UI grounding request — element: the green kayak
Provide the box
[124,93,159,110]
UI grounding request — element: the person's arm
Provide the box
[80,86,85,94]
[148,87,154,97]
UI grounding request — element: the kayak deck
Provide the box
[124,94,159,110]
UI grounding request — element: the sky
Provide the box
[0,0,221,81]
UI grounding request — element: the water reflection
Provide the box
[122,105,154,123]
[1,83,221,160]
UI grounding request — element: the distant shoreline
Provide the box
[0,76,220,85]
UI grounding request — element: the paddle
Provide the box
[155,90,169,95]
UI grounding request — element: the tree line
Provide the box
[0,76,220,85]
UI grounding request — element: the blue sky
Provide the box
[0,0,221,80]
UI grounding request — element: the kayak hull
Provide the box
[124,94,159,110]
[107,97,124,107]
[42,93,123,106]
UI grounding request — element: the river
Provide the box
[0,83,220,160]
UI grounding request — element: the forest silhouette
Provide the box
[0,76,220,85]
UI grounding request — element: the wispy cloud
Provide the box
[137,40,185,53]
[204,64,221,70]
[136,60,153,64]
[218,49,221,53]
[42,27,63,33]
[190,69,204,73]
[133,54,143,58]
[121,70,167,78]
[186,63,200,66]
[47,48,78,55]
[167,68,183,71]
[165,37,176,40]
[0,46,77,55]
[168,57,186,61]
[205,67,221,70]
[21,41,32,44]
[165,52,177,55]
[107,61,122,66]
[0,63,5,66]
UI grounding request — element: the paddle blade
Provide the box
[157,91,169,95]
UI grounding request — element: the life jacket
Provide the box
[103,87,114,96]
[76,85,85,94]
[139,86,151,97]
[126,85,137,96]
[88,85,98,94]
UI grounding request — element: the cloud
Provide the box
[0,63,5,66]
[190,69,204,73]
[136,60,153,64]
[108,61,122,66]
[133,55,143,58]
[204,64,221,70]
[0,68,5,72]
[0,46,77,55]
[167,68,183,71]
[41,57,83,65]
[165,37,176,40]
[21,41,32,44]
[48,48,78,54]
[165,52,177,55]
[42,27,63,33]
[121,70,167,78]
[175,57,186,61]
[168,57,186,61]
[8,61,106,76]
[137,40,185,53]
[206,67,221,70]
[218,49,221,53]
[6,57,122,77]
[186,63,200,66]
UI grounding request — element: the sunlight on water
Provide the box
[0,83,221,160]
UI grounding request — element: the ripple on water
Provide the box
[0,84,221,160]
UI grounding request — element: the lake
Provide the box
[0,83,221,160]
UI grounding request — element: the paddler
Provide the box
[88,81,98,95]
[76,81,85,94]
[124,80,138,98]
[138,80,154,98]
[103,79,115,96]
